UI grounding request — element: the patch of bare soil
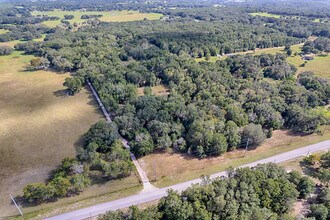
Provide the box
[292,200,309,219]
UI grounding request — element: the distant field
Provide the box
[286,44,330,79]
[250,12,327,23]
[195,42,330,80]
[0,28,9,34]
[250,12,281,18]
[32,10,163,27]
[0,51,103,217]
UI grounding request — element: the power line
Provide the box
[243,138,250,157]
[10,194,23,216]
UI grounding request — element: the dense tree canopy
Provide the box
[12,7,328,158]
[100,163,315,220]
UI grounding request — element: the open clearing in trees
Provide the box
[0,34,46,48]
[0,51,104,217]
[31,10,163,27]
[249,12,281,18]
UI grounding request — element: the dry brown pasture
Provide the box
[0,51,103,217]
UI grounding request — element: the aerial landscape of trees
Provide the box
[6,0,328,160]
[1,0,329,217]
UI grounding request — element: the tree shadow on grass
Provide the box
[84,85,104,116]
[53,89,69,97]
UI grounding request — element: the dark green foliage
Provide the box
[317,168,330,185]
[242,124,266,146]
[224,120,241,150]
[77,122,134,180]
[317,187,330,209]
[320,152,330,168]
[309,204,329,220]
[288,171,315,199]
[12,3,328,159]
[0,45,13,55]
[130,131,155,157]
[16,0,330,208]
[81,14,103,19]
[98,141,134,179]
[101,163,301,220]
[264,63,297,80]
[285,104,326,134]
[83,121,119,154]
[70,174,91,193]
[303,154,319,165]
[63,77,84,95]
[302,37,330,54]
[26,57,50,71]
[23,183,55,203]
[64,14,74,20]
[23,157,91,203]
[50,176,71,197]
[99,206,161,220]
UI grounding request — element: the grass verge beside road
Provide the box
[13,175,142,220]
[139,127,330,188]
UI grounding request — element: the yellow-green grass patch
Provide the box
[295,54,330,80]
[31,10,163,27]
[0,51,104,218]
[139,127,330,188]
[0,34,46,48]
[137,85,170,96]
[0,28,9,34]
[249,12,281,18]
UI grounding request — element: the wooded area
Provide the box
[1,1,328,216]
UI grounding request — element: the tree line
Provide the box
[99,163,318,220]
[23,121,134,203]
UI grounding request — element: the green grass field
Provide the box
[249,12,281,18]
[32,10,163,27]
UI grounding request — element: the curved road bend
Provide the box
[45,140,330,220]
[86,80,152,188]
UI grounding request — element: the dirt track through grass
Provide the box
[0,51,103,217]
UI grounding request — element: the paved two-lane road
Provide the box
[45,140,330,220]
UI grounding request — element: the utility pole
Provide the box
[10,194,23,216]
[153,161,157,182]
[243,138,250,158]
